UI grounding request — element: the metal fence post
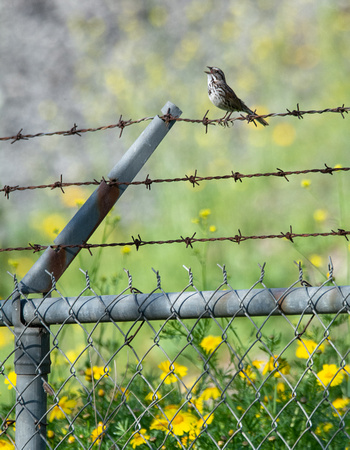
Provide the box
[13,291,51,450]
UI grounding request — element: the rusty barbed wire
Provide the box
[1,164,347,199]
[1,226,349,254]
[0,105,349,143]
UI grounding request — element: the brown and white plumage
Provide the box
[205,66,268,126]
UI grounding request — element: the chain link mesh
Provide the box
[0,267,349,449]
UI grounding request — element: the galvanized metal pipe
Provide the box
[19,102,182,294]
[2,286,349,326]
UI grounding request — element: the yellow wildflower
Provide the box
[84,366,109,382]
[200,386,221,401]
[317,364,344,387]
[313,209,327,223]
[67,436,75,444]
[121,246,131,255]
[332,397,350,415]
[91,422,106,444]
[262,356,290,378]
[0,440,14,449]
[130,429,150,448]
[301,179,311,188]
[150,406,197,436]
[158,361,188,385]
[296,339,325,359]
[48,396,77,422]
[4,372,16,390]
[209,225,217,232]
[199,209,211,219]
[200,335,222,353]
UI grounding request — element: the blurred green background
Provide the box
[1,1,350,298]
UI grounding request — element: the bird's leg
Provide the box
[221,111,233,127]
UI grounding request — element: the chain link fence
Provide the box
[0,263,349,449]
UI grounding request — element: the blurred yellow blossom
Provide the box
[47,430,55,439]
[272,123,296,147]
[0,328,14,348]
[4,371,16,390]
[317,364,344,387]
[67,436,75,444]
[315,422,333,435]
[199,209,211,219]
[85,366,109,382]
[296,339,325,359]
[209,225,217,232]
[48,396,77,422]
[200,386,221,401]
[309,254,323,268]
[301,179,311,188]
[200,335,221,353]
[332,397,350,415]
[7,257,34,278]
[262,356,290,377]
[61,186,87,208]
[121,246,131,255]
[130,429,150,448]
[42,214,66,239]
[313,209,328,223]
[158,361,188,384]
[0,440,14,449]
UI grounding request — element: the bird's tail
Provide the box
[243,106,269,127]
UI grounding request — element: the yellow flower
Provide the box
[150,406,197,436]
[130,429,150,448]
[296,339,325,359]
[60,186,87,208]
[0,440,14,449]
[313,209,328,223]
[158,361,188,384]
[4,371,16,390]
[272,123,296,146]
[67,436,75,444]
[317,364,344,387]
[200,335,222,353]
[199,209,211,219]
[200,387,221,401]
[315,422,333,435]
[301,179,311,188]
[332,397,350,415]
[84,365,109,382]
[91,422,106,444]
[121,246,131,255]
[334,163,342,169]
[47,430,55,439]
[48,396,77,422]
[262,356,290,378]
[190,413,214,439]
[209,225,217,232]
[42,214,66,239]
[145,391,162,402]
[309,254,323,268]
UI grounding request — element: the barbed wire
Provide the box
[1,226,349,254]
[1,164,347,199]
[1,105,348,143]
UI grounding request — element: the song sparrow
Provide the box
[205,66,268,126]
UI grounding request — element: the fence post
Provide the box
[13,291,51,449]
[11,102,182,448]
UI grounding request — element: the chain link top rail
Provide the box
[0,104,348,143]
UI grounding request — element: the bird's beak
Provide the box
[204,66,213,74]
